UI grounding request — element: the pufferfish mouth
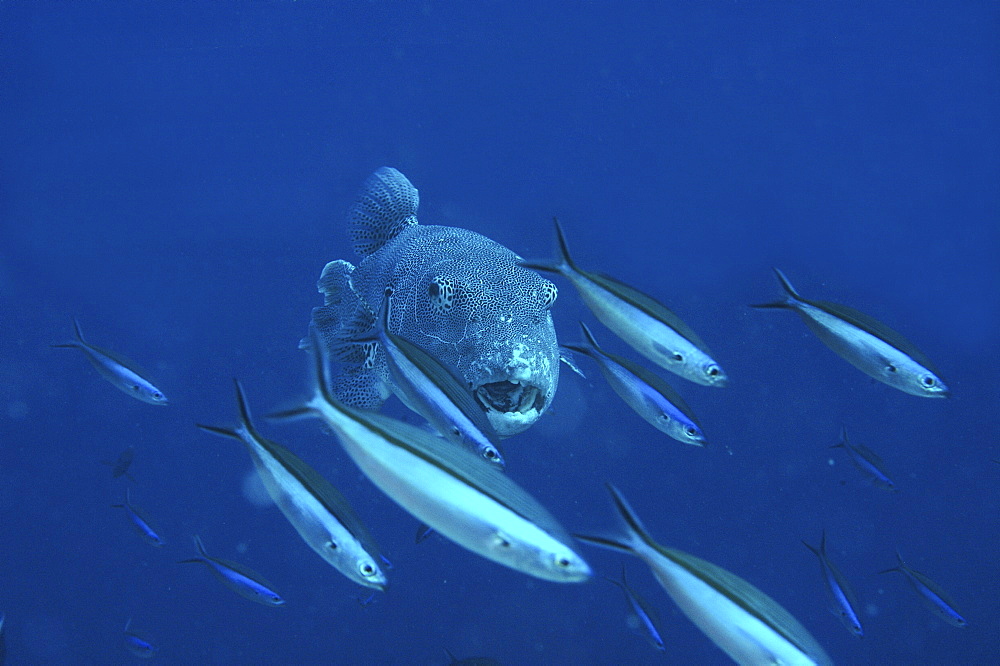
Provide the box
[475,379,547,415]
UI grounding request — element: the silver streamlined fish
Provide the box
[305,167,561,437]
[752,268,949,398]
[565,321,707,447]
[576,484,832,666]
[52,318,168,405]
[123,619,158,659]
[802,531,864,637]
[179,535,285,607]
[521,217,727,388]
[197,380,388,591]
[606,564,667,652]
[831,425,896,492]
[272,328,591,584]
[112,489,165,548]
[356,287,505,469]
[880,551,967,627]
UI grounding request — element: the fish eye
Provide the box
[555,556,571,568]
[685,426,698,438]
[152,391,164,400]
[359,561,377,577]
[706,365,720,377]
[671,353,684,362]
[484,448,498,460]
[539,281,558,308]
[921,376,936,387]
[885,364,897,373]
[326,541,338,551]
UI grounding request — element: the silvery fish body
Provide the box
[753,268,948,398]
[565,321,707,447]
[112,489,165,548]
[880,551,967,627]
[305,167,560,437]
[274,329,591,584]
[52,318,168,405]
[802,531,864,637]
[179,535,285,607]
[362,287,505,469]
[578,485,832,666]
[521,218,728,388]
[831,425,896,492]
[198,380,388,591]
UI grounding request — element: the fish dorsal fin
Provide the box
[348,167,419,257]
[810,298,939,373]
[585,271,713,355]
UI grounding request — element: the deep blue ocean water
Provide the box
[1,3,997,664]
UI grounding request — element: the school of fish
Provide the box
[37,166,968,665]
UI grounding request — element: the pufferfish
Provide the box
[303,167,561,437]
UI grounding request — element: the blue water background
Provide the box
[2,3,997,664]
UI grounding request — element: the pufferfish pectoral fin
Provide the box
[349,166,420,258]
[301,259,391,411]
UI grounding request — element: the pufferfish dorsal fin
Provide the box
[349,166,420,257]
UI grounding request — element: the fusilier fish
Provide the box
[123,619,158,659]
[605,564,666,651]
[102,445,136,481]
[564,322,707,447]
[272,328,591,583]
[880,551,967,627]
[802,531,864,637]
[52,318,168,405]
[831,425,896,491]
[752,268,948,398]
[198,380,388,591]
[352,286,505,469]
[305,167,561,437]
[521,218,727,388]
[577,484,832,665]
[112,489,165,547]
[179,535,285,607]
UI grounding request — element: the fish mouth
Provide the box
[475,379,547,415]
[474,376,550,437]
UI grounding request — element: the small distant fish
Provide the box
[179,535,285,607]
[802,531,864,637]
[270,327,591,584]
[123,619,158,659]
[197,380,388,591]
[0,612,6,665]
[521,218,727,387]
[575,484,832,665]
[605,564,666,651]
[880,551,967,627]
[102,445,136,481]
[353,286,505,469]
[564,321,707,447]
[112,489,165,548]
[414,523,435,544]
[752,268,949,398]
[356,592,377,608]
[831,425,896,491]
[52,318,168,405]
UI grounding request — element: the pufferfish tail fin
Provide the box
[349,166,420,258]
[301,259,391,410]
